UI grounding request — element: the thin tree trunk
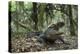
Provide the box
[32,2,38,31]
[68,5,75,36]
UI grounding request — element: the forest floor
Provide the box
[11,33,78,53]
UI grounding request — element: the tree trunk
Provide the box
[32,2,38,31]
[68,5,75,36]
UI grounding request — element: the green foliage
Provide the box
[9,1,16,12]
[24,2,33,11]
[9,1,78,36]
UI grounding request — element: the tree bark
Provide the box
[68,5,75,36]
[32,2,38,31]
